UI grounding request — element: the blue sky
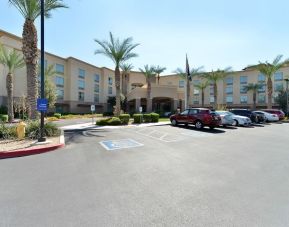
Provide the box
[1,0,289,73]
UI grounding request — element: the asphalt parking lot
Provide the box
[1,122,289,226]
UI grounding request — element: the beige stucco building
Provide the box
[0,29,288,114]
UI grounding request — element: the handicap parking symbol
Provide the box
[100,139,143,151]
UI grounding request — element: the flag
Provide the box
[186,54,192,81]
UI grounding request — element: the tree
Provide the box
[194,80,209,107]
[9,0,67,119]
[202,67,232,109]
[175,66,204,108]
[153,65,166,84]
[139,65,156,112]
[120,63,133,96]
[38,64,57,109]
[275,89,287,113]
[95,32,139,116]
[244,83,263,110]
[0,45,25,122]
[250,55,289,109]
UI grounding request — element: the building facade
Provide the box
[0,29,287,114]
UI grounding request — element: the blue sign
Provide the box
[37,98,48,112]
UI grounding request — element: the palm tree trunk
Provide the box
[22,19,38,119]
[201,88,205,107]
[6,73,14,123]
[267,77,273,109]
[253,92,257,110]
[214,82,218,109]
[147,80,152,112]
[124,74,129,113]
[187,78,190,108]
[115,66,121,116]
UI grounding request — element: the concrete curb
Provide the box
[0,132,65,159]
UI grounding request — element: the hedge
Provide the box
[0,114,8,123]
[96,117,122,126]
[119,114,130,125]
[0,123,16,139]
[151,113,159,122]
[54,113,61,119]
[143,114,151,123]
[133,114,143,123]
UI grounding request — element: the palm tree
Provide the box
[250,55,289,109]
[120,63,133,96]
[194,80,209,107]
[95,32,139,116]
[153,65,166,84]
[174,66,204,108]
[203,67,232,109]
[244,83,264,110]
[9,0,67,119]
[139,65,156,112]
[0,45,25,122]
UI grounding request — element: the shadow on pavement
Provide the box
[177,125,226,134]
[64,129,109,145]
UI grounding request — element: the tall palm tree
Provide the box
[139,65,156,112]
[174,66,204,108]
[244,83,264,110]
[250,55,289,109]
[120,63,133,96]
[194,80,209,107]
[9,0,67,119]
[0,45,25,122]
[95,32,139,116]
[153,65,166,84]
[203,67,232,109]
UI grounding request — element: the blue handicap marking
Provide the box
[100,139,143,151]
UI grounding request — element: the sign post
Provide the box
[139,106,143,123]
[91,105,95,124]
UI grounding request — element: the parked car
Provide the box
[229,109,261,123]
[216,111,252,126]
[261,109,285,120]
[170,108,221,130]
[215,111,234,127]
[254,110,279,122]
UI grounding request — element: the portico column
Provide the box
[171,99,178,111]
[147,99,152,112]
[135,98,141,112]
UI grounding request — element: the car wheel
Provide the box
[171,119,178,126]
[232,119,239,126]
[195,120,204,129]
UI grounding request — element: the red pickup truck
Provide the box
[170,108,221,130]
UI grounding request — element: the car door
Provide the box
[177,110,189,123]
[188,109,198,123]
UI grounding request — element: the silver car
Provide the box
[216,111,252,126]
[215,111,234,127]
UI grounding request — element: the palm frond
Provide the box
[0,46,25,73]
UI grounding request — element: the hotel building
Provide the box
[0,29,287,114]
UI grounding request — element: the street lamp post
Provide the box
[38,0,46,142]
[285,78,289,116]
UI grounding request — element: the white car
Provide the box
[254,111,279,122]
[217,111,252,126]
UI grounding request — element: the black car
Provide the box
[229,109,260,123]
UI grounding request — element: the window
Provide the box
[240,85,247,93]
[258,74,266,82]
[258,94,266,103]
[210,96,214,103]
[193,96,199,104]
[94,84,99,93]
[189,109,198,115]
[94,74,100,83]
[225,86,233,94]
[78,80,85,90]
[240,76,248,84]
[193,80,200,85]
[193,88,200,95]
[56,89,64,100]
[274,72,283,81]
[55,64,64,74]
[79,69,85,78]
[55,76,64,87]
[181,110,189,115]
[108,86,112,95]
[78,92,84,101]
[94,93,99,103]
[258,84,266,93]
[240,95,248,104]
[274,83,283,92]
[226,77,233,85]
[179,80,185,88]
[226,96,233,103]
[108,77,113,85]
[210,85,214,95]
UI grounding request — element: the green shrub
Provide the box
[0,114,8,122]
[54,113,61,119]
[133,114,143,123]
[25,121,61,138]
[119,114,130,125]
[107,117,121,125]
[151,113,159,122]
[143,113,151,123]
[96,118,110,126]
[0,123,17,139]
[0,105,7,115]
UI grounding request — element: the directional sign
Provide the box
[91,105,95,112]
[37,98,48,112]
[139,106,143,113]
